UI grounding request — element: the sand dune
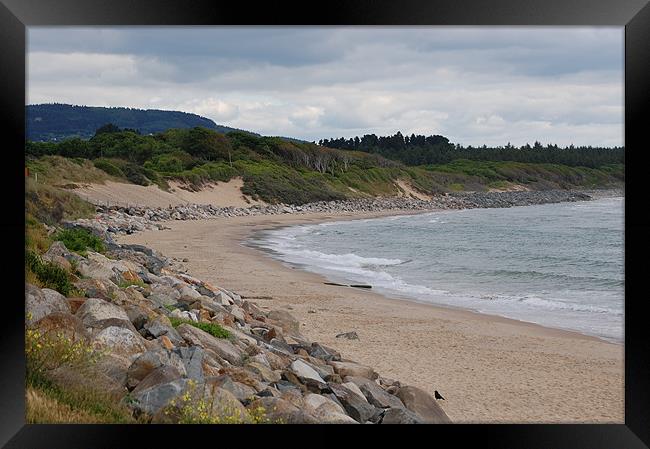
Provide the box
[71,177,265,208]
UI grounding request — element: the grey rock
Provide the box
[76,297,130,330]
[396,385,452,423]
[26,284,71,324]
[173,346,205,381]
[335,331,359,340]
[345,376,405,409]
[208,375,257,403]
[131,378,189,416]
[329,360,378,380]
[328,382,382,423]
[127,349,187,390]
[266,309,300,335]
[143,317,184,345]
[132,365,184,395]
[380,407,423,424]
[246,397,318,424]
[92,326,147,361]
[309,342,341,362]
[290,359,326,384]
[176,323,243,365]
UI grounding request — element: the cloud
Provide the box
[27,27,623,146]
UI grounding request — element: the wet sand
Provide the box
[117,210,624,423]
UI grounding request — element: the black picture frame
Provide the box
[2,0,648,447]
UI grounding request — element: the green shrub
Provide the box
[53,228,105,256]
[117,279,146,289]
[26,250,73,296]
[168,317,231,339]
[93,159,124,178]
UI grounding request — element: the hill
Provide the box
[26,103,258,141]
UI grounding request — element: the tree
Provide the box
[94,123,121,137]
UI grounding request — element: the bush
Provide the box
[162,379,274,424]
[53,228,105,256]
[26,250,73,296]
[25,321,103,386]
[168,317,231,339]
[93,159,124,178]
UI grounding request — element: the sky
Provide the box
[27,27,624,147]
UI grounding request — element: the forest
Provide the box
[26,104,255,142]
[319,132,624,168]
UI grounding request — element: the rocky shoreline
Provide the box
[27,227,452,423]
[70,188,621,236]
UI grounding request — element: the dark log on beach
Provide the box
[324,282,372,289]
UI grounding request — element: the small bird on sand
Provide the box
[434,390,445,400]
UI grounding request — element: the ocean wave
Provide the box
[267,246,404,269]
[516,295,622,315]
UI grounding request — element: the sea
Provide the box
[250,197,624,343]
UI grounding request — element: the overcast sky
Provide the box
[27,27,623,147]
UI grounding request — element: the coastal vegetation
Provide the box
[168,317,231,339]
[26,124,624,205]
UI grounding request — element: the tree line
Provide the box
[319,132,624,168]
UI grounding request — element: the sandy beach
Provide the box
[117,210,624,423]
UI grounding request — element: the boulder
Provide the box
[264,351,291,371]
[198,383,250,423]
[274,379,303,393]
[266,309,300,335]
[132,364,184,395]
[173,346,205,381]
[380,407,423,424]
[328,382,381,423]
[176,324,244,366]
[92,326,147,361]
[26,284,71,324]
[229,305,247,323]
[43,241,83,264]
[395,385,452,423]
[124,304,150,330]
[148,284,181,306]
[93,352,132,388]
[208,375,257,403]
[66,297,86,314]
[31,312,88,342]
[76,297,131,330]
[309,342,341,362]
[344,376,405,409]
[290,359,326,384]
[127,349,187,389]
[222,325,257,346]
[76,258,115,281]
[329,360,378,380]
[246,361,281,383]
[43,254,72,272]
[73,279,112,300]
[246,397,318,424]
[142,316,184,346]
[131,378,189,416]
[219,366,266,392]
[342,380,367,399]
[177,284,202,300]
[304,393,346,415]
